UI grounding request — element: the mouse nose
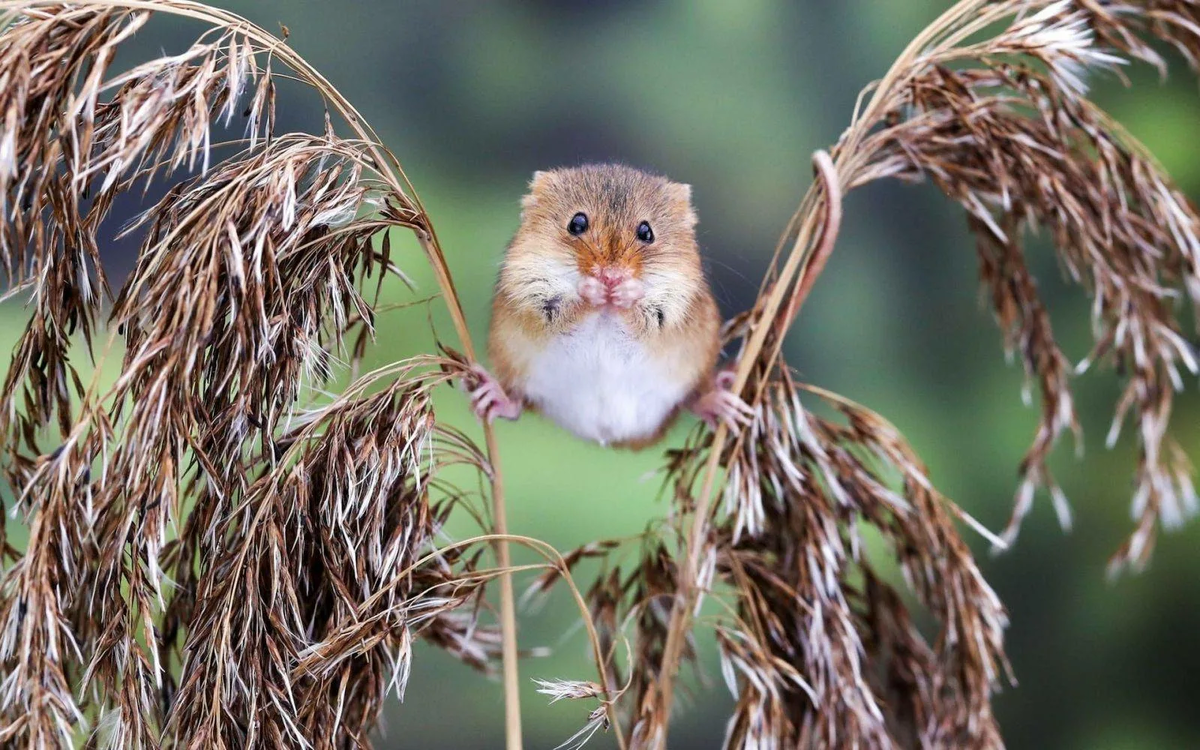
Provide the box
[596,267,628,290]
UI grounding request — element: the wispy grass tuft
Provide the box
[0,2,516,747]
[533,2,1200,747]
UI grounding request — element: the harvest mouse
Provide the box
[468,163,751,449]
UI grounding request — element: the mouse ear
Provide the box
[668,182,698,229]
[520,170,552,214]
[669,182,693,206]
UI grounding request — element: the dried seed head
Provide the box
[851,0,1200,572]
[0,4,481,747]
[600,3,1200,748]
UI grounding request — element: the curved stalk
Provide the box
[651,155,836,742]
[648,3,1011,743]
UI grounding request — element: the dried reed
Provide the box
[0,2,521,747]
[540,1,1200,747]
[0,1,1197,749]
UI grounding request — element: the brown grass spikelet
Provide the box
[164,361,493,748]
[0,416,109,748]
[569,363,1009,748]
[79,134,420,747]
[712,378,1009,747]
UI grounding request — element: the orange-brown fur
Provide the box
[487,164,721,448]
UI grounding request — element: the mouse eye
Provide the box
[636,221,654,244]
[567,212,589,236]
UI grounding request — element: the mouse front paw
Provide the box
[577,277,608,307]
[465,364,523,424]
[609,278,646,309]
[690,367,754,431]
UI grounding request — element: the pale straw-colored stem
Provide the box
[652,155,835,744]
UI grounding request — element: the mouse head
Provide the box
[504,163,704,326]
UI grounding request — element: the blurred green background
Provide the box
[5,1,1200,748]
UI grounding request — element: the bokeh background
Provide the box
[5,1,1200,748]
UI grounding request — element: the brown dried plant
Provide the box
[540,1,1200,747]
[0,2,529,747]
[0,1,1197,749]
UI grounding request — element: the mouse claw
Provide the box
[465,364,523,424]
[609,278,646,309]
[577,277,609,307]
[690,368,753,431]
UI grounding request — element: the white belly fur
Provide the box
[523,312,689,445]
